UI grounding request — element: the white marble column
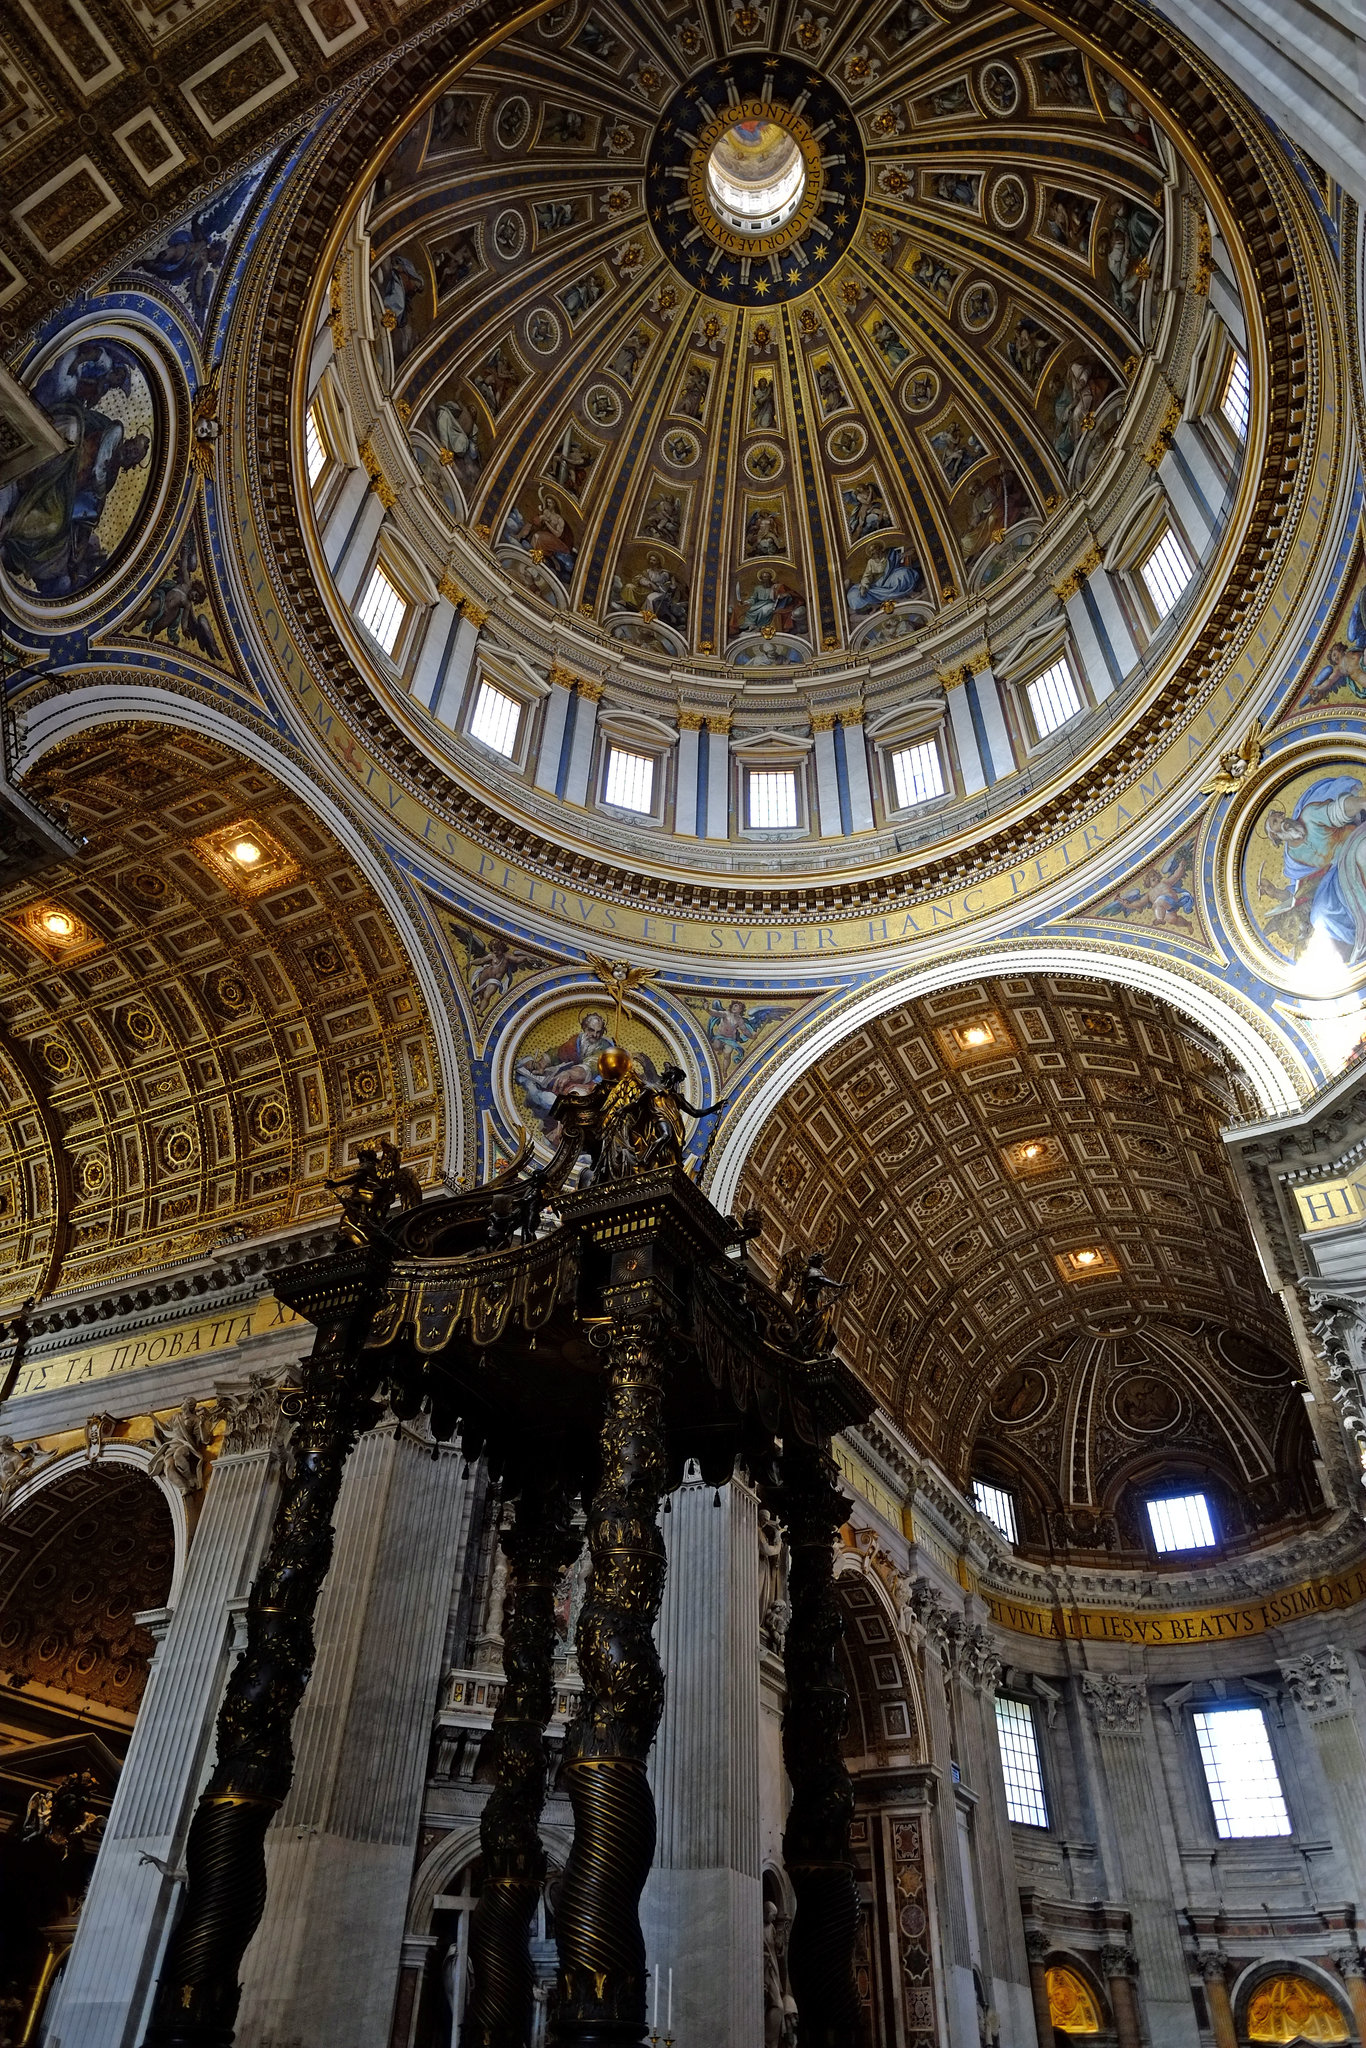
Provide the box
[409,592,459,712]
[429,603,484,729]
[1158,449,1217,558]
[321,464,370,570]
[333,489,387,604]
[1060,556,1119,701]
[1173,419,1229,528]
[946,676,987,796]
[233,1423,468,2047]
[675,716,702,835]
[705,717,731,839]
[533,670,575,793]
[47,1412,288,2048]
[642,1470,763,2046]
[968,663,1014,783]
[813,715,843,836]
[561,682,601,807]
[1081,565,1140,683]
[840,713,875,831]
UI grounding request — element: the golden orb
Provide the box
[598,1047,632,1081]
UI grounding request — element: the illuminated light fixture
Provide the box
[42,910,76,937]
[1022,1142,1041,1160]
[963,1025,991,1046]
[194,820,299,895]
[231,839,263,867]
[1056,1243,1118,1282]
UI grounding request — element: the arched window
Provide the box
[1245,1976,1350,2044]
[1046,1966,1104,2035]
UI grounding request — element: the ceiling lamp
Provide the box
[962,1024,993,1047]
[41,910,75,937]
[1022,1143,1042,1161]
[231,838,263,867]
[1073,1249,1100,1267]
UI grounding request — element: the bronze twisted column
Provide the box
[462,1470,580,2048]
[143,1255,385,2048]
[553,1312,669,2046]
[777,1438,860,2048]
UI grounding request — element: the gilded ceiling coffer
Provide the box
[139,1055,871,2048]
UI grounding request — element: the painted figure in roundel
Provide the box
[0,339,156,600]
[510,1001,672,1146]
[1241,764,1366,972]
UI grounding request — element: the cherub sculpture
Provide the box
[326,1138,424,1244]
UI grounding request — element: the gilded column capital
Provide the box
[1195,1950,1228,1984]
[357,438,397,511]
[460,597,489,629]
[547,661,577,690]
[706,713,732,734]
[575,676,605,703]
[437,572,463,607]
[836,704,864,727]
[966,652,992,676]
[810,712,838,733]
[1101,1944,1139,1980]
[1144,398,1182,469]
[677,711,705,730]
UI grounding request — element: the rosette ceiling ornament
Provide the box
[349,0,1214,666]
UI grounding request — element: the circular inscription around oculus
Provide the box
[989,1365,1051,1424]
[646,54,866,307]
[2,334,163,608]
[1231,753,1366,992]
[1111,1373,1182,1433]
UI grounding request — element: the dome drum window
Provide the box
[356,564,408,658]
[467,679,523,760]
[888,739,946,812]
[1025,656,1085,743]
[1192,1706,1291,1839]
[603,745,656,816]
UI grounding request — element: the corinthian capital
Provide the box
[1279,1647,1350,1715]
[1081,1673,1146,1735]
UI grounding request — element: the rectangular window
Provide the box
[304,407,328,487]
[1193,1707,1291,1838]
[1027,657,1082,739]
[973,1479,1018,1544]
[749,769,798,829]
[1139,526,1195,620]
[1220,350,1250,441]
[468,679,521,758]
[890,740,946,810]
[356,565,406,656]
[995,1696,1049,1827]
[1147,1492,1216,1553]
[604,745,655,813]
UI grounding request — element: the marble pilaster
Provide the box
[642,1470,763,2047]
[233,1423,468,2046]
[46,1431,287,2048]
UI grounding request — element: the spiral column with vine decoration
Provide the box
[776,1437,860,2048]
[553,1310,669,2044]
[142,1251,386,2048]
[462,1468,581,2048]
